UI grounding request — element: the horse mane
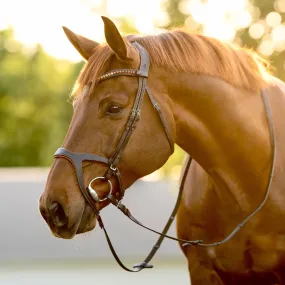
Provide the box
[73,29,271,98]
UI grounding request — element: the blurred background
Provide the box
[0,0,284,284]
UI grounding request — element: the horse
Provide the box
[39,16,285,284]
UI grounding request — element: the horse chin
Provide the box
[76,204,97,235]
[51,226,78,239]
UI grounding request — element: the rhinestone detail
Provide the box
[98,69,137,82]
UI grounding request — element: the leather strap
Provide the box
[133,42,150,77]
[146,86,174,153]
[106,183,202,246]
[98,156,194,272]
[107,76,148,170]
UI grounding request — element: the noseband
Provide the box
[53,42,276,272]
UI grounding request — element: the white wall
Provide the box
[0,168,185,263]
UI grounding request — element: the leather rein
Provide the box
[54,42,276,272]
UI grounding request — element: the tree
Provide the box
[0,28,84,166]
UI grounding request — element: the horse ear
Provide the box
[101,16,130,61]
[62,26,99,60]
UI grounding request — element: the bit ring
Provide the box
[88,176,113,202]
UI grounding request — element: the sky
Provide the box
[0,0,166,62]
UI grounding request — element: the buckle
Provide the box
[110,165,117,172]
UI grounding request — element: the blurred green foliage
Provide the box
[0,0,283,178]
[0,28,83,166]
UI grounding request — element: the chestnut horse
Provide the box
[39,16,285,284]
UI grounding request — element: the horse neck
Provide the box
[165,72,272,211]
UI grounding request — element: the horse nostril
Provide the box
[49,202,68,228]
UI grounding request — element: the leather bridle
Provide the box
[54,42,174,213]
[53,42,276,272]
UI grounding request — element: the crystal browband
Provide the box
[98,69,138,82]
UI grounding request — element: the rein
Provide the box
[54,43,276,272]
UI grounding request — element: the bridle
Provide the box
[54,42,276,272]
[55,42,173,210]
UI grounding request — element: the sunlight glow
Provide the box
[274,0,285,13]
[266,12,282,28]
[0,0,277,62]
[153,11,170,27]
[275,41,285,53]
[0,0,107,61]
[0,0,167,61]
[106,0,132,17]
[249,22,265,39]
[184,16,200,31]
[258,39,275,57]
[248,5,261,20]
[179,0,252,42]
[272,24,285,43]
[228,10,252,30]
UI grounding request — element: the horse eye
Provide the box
[107,104,122,115]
